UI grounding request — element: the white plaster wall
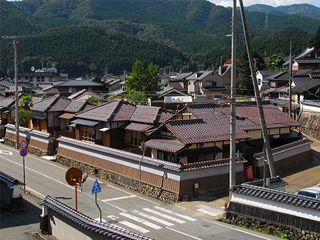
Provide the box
[231,192,320,222]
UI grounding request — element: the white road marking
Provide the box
[0,155,127,212]
[103,195,136,202]
[107,184,160,205]
[143,208,185,224]
[132,210,174,226]
[119,212,162,230]
[0,150,12,155]
[197,208,219,217]
[154,206,198,221]
[202,219,274,240]
[196,204,224,217]
[166,227,204,240]
[117,220,149,233]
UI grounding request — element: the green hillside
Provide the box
[1,0,319,77]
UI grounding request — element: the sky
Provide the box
[207,0,320,8]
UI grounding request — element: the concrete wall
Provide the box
[4,124,55,156]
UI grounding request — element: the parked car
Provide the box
[297,187,320,199]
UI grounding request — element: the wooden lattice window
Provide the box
[80,126,95,143]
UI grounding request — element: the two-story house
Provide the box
[145,102,300,166]
[186,71,227,99]
[70,99,174,151]
[284,47,320,70]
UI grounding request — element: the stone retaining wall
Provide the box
[56,155,179,203]
[225,213,320,240]
[299,113,320,140]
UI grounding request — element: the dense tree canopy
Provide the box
[125,60,161,96]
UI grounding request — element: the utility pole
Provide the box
[289,41,292,118]
[238,0,276,177]
[229,0,237,198]
[2,36,19,149]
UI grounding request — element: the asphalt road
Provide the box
[0,143,281,240]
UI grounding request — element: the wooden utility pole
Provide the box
[229,0,237,197]
[2,36,19,149]
[289,41,293,118]
[238,0,276,177]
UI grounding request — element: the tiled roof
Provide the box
[64,100,88,113]
[301,100,320,107]
[76,99,136,122]
[18,72,59,77]
[57,80,103,87]
[121,122,152,132]
[167,118,248,144]
[186,71,213,80]
[232,183,320,211]
[254,138,312,160]
[0,78,15,87]
[31,95,60,112]
[130,105,161,123]
[293,77,320,93]
[38,195,152,240]
[49,97,71,112]
[0,96,15,107]
[68,89,104,101]
[246,176,288,189]
[144,139,185,153]
[181,158,247,171]
[295,47,315,59]
[76,99,173,124]
[164,103,299,144]
[171,72,192,80]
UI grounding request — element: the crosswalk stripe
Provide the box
[107,215,149,234]
[154,206,198,221]
[143,208,185,224]
[133,210,174,226]
[102,195,135,202]
[197,209,219,217]
[118,220,150,234]
[120,212,162,230]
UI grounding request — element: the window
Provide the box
[157,151,175,162]
[80,126,95,143]
[125,130,141,147]
[206,81,216,87]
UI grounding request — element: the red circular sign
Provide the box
[19,141,28,149]
[20,149,28,157]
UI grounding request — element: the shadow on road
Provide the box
[0,197,40,229]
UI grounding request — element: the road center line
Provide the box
[103,195,136,202]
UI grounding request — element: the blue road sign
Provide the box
[92,179,101,194]
[20,149,28,157]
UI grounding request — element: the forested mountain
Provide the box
[1,0,320,77]
[245,4,320,20]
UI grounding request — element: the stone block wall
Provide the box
[56,155,179,203]
[225,213,320,240]
[299,113,320,140]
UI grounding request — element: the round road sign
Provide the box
[20,149,28,157]
[20,141,28,149]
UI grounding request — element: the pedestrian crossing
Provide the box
[105,206,198,234]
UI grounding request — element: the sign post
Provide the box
[65,168,82,211]
[20,148,28,192]
[92,179,102,223]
